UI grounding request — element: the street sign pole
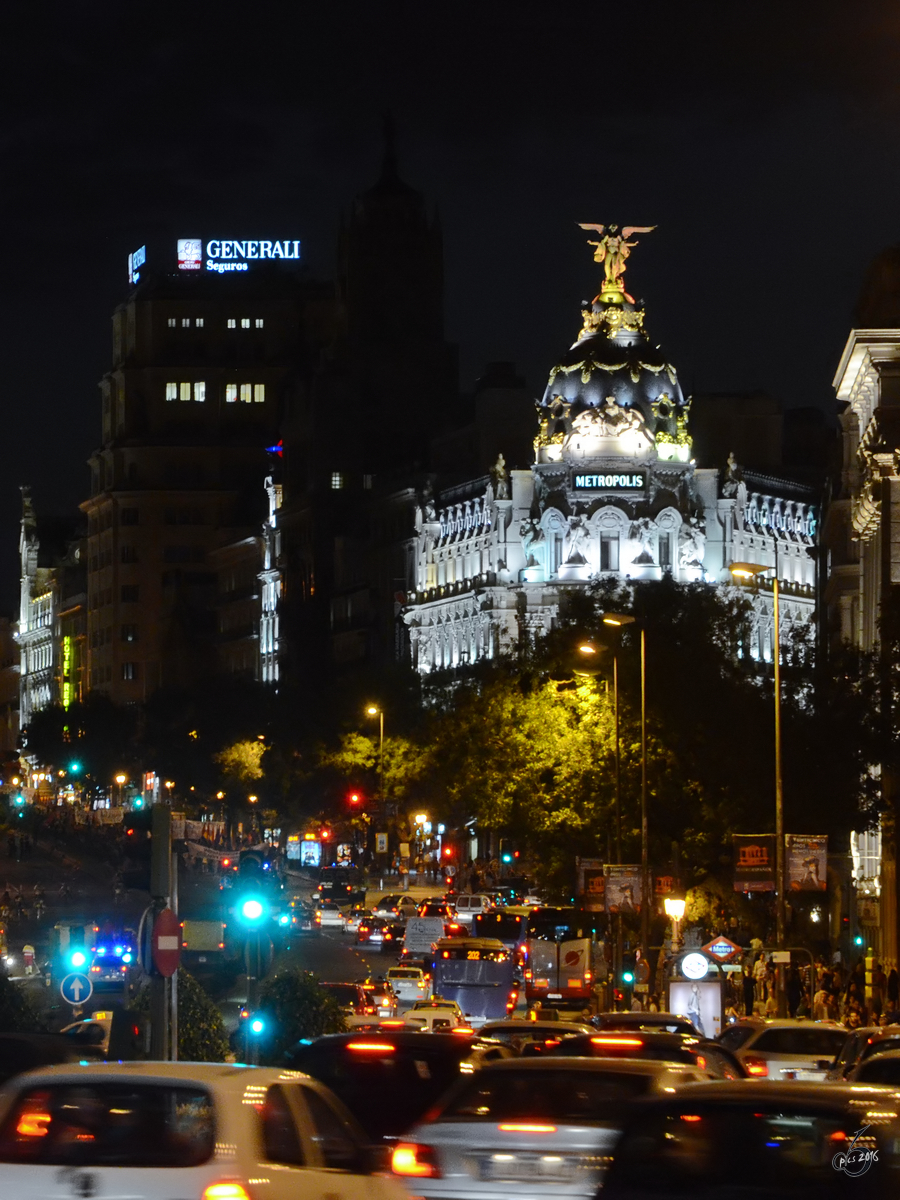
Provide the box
[149,806,171,1060]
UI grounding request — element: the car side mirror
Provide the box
[363,1143,392,1173]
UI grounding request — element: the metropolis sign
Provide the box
[177,238,301,274]
[573,471,646,491]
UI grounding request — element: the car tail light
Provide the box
[202,1184,252,1200]
[744,1056,768,1077]
[680,1115,702,1123]
[498,1123,557,1133]
[348,1041,395,1052]
[90,966,101,973]
[590,1036,643,1047]
[392,1142,442,1178]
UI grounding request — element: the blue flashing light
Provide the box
[114,945,123,955]
[69,950,87,969]
[122,953,133,964]
[249,1017,265,1035]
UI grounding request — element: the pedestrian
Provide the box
[888,968,899,1011]
[742,967,756,1016]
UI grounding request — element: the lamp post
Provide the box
[664,895,686,950]
[366,705,385,807]
[602,613,648,961]
[730,560,785,1016]
[114,773,127,808]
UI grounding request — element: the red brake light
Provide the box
[498,1123,557,1133]
[744,1056,768,1077]
[347,1041,395,1052]
[590,1036,643,1047]
[681,1115,702,1123]
[392,1142,441,1178]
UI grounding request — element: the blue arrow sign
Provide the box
[60,972,93,1006]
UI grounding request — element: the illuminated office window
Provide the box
[241,318,250,329]
[331,472,344,490]
[167,318,176,328]
[165,383,177,402]
[179,382,191,402]
[181,318,190,328]
[225,384,237,403]
[195,318,204,328]
[194,381,206,403]
[227,318,236,329]
[253,384,265,403]
[255,318,264,328]
[240,383,252,403]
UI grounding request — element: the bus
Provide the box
[523,907,605,1010]
[472,910,529,968]
[431,937,518,1025]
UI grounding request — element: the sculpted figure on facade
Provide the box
[519,518,545,568]
[577,223,657,289]
[421,480,437,523]
[564,514,590,564]
[679,518,706,568]
[722,451,742,498]
[630,517,655,564]
[492,453,510,500]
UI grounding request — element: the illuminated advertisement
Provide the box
[61,636,73,710]
[573,472,646,491]
[177,238,203,271]
[128,245,146,285]
[669,980,722,1038]
[786,834,827,892]
[605,864,642,913]
[177,238,301,274]
[299,839,321,868]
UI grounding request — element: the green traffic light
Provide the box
[68,761,82,774]
[69,950,87,969]
[621,971,635,984]
[13,795,24,807]
[133,797,143,809]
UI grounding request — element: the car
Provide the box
[405,998,466,1031]
[847,1047,900,1084]
[314,899,345,930]
[826,1022,900,1081]
[284,1031,513,1141]
[601,1081,900,1198]
[478,1018,596,1048]
[289,901,318,939]
[533,1030,747,1079]
[591,1011,697,1036]
[357,916,391,946]
[409,998,465,1020]
[385,965,432,1003]
[392,1057,711,1199]
[0,1060,406,1200]
[716,1017,848,1080]
[453,894,493,926]
[319,981,377,1021]
[59,1013,114,1057]
[341,904,369,935]
[418,902,454,919]
[380,921,407,953]
[371,894,404,917]
[358,979,398,1018]
[89,953,131,988]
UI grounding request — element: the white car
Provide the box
[315,899,345,929]
[453,894,493,927]
[385,966,432,1004]
[0,1061,406,1200]
[717,1017,848,1080]
[405,998,466,1031]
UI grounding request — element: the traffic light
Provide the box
[348,792,362,806]
[500,838,513,864]
[621,951,636,989]
[68,761,82,775]
[854,934,865,947]
[133,796,144,809]
[249,1015,265,1036]
[67,948,88,970]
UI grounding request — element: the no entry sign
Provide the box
[152,907,181,977]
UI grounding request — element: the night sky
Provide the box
[3,2,900,610]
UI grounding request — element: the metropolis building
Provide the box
[403,230,819,671]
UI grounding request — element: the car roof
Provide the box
[858,1048,900,1061]
[870,1026,900,1040]
[641,1079,897,1104]
[726,1017,846,1031]
[288,1031,494,1051]
[6,1062,313,1089]
[477,1057,702,1075]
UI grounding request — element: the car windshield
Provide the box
[0,1083,214,1167]
[322,985,361,1006]
[862,1036,900,1060]
[608,1102,880,1192]
[752,1028,847,1056]
[440,1068,655,1123]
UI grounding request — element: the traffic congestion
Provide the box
[0,839,894,1197]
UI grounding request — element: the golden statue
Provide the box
[578,223,656,289]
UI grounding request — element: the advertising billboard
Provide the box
[605,864,642,913]
[177,238,301,273]
[669,979,722,1039]
[299,839,321,868]
[786,834,827,892]
[577,858,606,912]
[733,833,775,892]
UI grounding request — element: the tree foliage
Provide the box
[129,970,228,1062]
[0,974,42,1033]
[257,970,346,1064]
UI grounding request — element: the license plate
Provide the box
[480,1154,569,1182]
[548,993,562,999]
[199,956,207,962]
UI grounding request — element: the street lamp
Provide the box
[730,559,785,1015]
[366,705,385,808]
[664,896,686,950]
[602,613,649,960]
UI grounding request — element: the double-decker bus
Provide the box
[431,937,518,1025]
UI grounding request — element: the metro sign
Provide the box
[701,936,741,962]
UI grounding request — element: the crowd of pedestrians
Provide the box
[737,948,900,1026]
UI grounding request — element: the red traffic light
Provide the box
[349,792,362,805]
[443,846,453,857]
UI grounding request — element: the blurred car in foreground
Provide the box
[716,1017,847,1080]
[60,1012,114,1058]
[392,1058,709,1199]
[284,1031,513,1141]
[0,1061,406,1200]
[601,1081,900,1199]
[847,1047,900,1084]
[826,1023,900,1081]
[531,1031,746,1079]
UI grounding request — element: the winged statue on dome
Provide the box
[578,223,656,289]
